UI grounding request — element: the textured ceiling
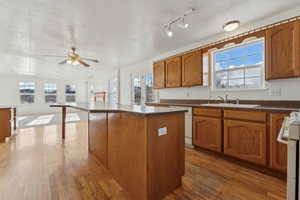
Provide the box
[0,0,299,80]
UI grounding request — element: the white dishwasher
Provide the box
[170,106,193,147]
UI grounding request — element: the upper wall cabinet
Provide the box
[182,50,203,87]
[166,56,182,88]
[153,61,166,89]
[266,20,300,80]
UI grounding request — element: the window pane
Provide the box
[245,54,263,66]
[216,71,227,80]
[245,67,261,78]
[45,95,57,103]
[66,95,76,102]
[229,79,244,88]
[66,85,76,94]
[45,83,57,94]
[245,77,261,88]
[19,82,35,94]
[203,73,209,87]
[216,79,228,88]
[229,69,244,79]
[20,95,34,104]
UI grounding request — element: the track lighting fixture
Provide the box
[164,8,195,37]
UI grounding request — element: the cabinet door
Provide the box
[0,109,11,143]
[193,116,222,152]
[266,21,300,80]
[153,61,165,89]
[182,50,202,87]
[270,113,288,172]
[166,56,182,88]
[224,120,266,165]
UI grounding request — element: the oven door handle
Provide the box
[277,118,289,145]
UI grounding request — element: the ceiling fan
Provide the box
[44,47,99,67]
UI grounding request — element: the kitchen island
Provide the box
[51,103,187,200]
[0,106,16,143]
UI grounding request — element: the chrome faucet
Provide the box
[217,95,229,103]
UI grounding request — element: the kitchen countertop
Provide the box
[50,103,188,115]
[0,106,15,109]
[146,102,300,112]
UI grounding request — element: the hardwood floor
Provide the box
[0,122,286,200]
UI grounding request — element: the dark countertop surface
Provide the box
[146,102,300,112]
[50,103,188,115]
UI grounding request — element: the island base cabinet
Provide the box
[224,120,267,166]
[107,112,185,200]
[193,116,222,152]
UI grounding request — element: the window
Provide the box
[65,85,76,102]
[212,39,265,90]
[108,78,119,104]
[130,72,155,105]
[44,83,57,103]
[19,82,35,104]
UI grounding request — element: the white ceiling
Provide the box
[0,0,299,80]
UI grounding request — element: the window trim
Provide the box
[210,37,266,92]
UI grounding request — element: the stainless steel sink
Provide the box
[200,103,260,108]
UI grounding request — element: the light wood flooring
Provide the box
[0,122,286,200]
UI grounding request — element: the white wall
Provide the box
[0,75,88,115]
[115,7,300,104]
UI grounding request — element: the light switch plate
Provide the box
[158,127,167,136]
[270,87,282,96]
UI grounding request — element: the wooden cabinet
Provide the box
[224,120,267,165]
[266,20,300,80]
[165,56,182,88]
[193,116,222,152]
[270,113,288,172]
[0,108,11,143]
[182,50,202,87]
[153,61,166,89]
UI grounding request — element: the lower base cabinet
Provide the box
[193,116,222,152]
[223,120,267,166]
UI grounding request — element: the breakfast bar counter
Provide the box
[51,103,187,200]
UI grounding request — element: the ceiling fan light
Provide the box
[177,18,189,29]
[72,60,80,66]
[223,20,240,32]
[67,60,72,64]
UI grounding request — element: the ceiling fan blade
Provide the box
[81,57,99,63]
[43,55,68,58]
[78,59,90,67]
[58,59,68,65]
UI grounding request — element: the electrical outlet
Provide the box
[158,127,167,136]
[186,92,190,97]
[270,88,282,96]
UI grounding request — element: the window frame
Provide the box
[210,37,266,92]
[65,84,76,103]
[44,83,57,104]
[19,82,35,104]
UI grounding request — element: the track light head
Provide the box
[165,25,173,37]
[177,18,189,29]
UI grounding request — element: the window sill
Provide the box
[210,87,269,92]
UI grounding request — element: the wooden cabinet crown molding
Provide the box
[165,56,182,88]
[181,50,203,87]
[266,20,300,80]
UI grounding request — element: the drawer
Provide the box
[224,110,266,122]
[193,108,222,118]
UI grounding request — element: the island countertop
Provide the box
[50,103,188,115]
